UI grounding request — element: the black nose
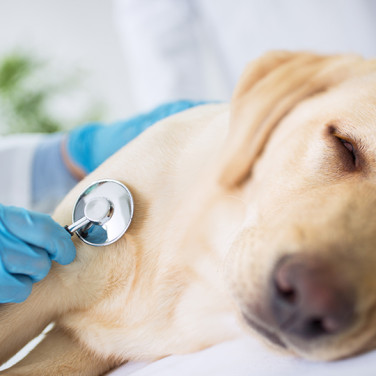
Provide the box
[271,255,354,339]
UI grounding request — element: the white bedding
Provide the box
[109,335,376,376]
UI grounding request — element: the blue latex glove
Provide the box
[0,205,76,303]
[66,100,206,174]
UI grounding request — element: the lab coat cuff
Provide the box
[32,133,79,213]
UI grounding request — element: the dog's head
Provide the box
[219,52,376,360]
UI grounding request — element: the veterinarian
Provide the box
[0,100,201,304]
[114,0,376,110]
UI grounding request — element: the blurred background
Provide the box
[0,0,375,135]
[0,0,131,134]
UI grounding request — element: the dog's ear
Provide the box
[218,51,374,187]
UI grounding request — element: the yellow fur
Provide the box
[2,52,376,374]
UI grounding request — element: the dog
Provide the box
[1,51,376,375]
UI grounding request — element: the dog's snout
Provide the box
[270,255,354,340]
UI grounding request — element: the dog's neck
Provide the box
[53,104,241,309]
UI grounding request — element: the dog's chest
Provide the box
[59,269,242,361]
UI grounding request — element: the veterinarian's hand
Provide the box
[65,100,206,175]
[0,205,76,303]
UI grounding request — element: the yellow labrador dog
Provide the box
[2,52,376,375]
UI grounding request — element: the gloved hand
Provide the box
[0,205,76,303]
[65,100,206,174]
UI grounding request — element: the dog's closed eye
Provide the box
[336,137,357,165]
[328,126,359,171]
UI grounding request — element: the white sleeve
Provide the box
[0,134,43,210]
[113,0,206,111]
[187,0,376,91]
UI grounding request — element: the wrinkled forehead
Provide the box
[271,72,376,145]
[320,72,376,127]
[328,71,376,117]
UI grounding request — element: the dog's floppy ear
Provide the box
[218,51,374,187]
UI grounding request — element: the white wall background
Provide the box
[0,0,134,123]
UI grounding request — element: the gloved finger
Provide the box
[0,206,76,265]
[0,261,33,303]
[0,235,51,282]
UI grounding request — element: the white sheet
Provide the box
[108,335,376,376]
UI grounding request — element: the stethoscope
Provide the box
[65,179,134,247]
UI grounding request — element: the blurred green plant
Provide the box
[0,51,104,135]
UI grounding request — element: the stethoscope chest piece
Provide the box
[65,179,134,247]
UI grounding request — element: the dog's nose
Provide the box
[271,255,354,339]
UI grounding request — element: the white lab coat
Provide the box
[0,133,77,213]
[0,134,42,210]
[114,0,376,111]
